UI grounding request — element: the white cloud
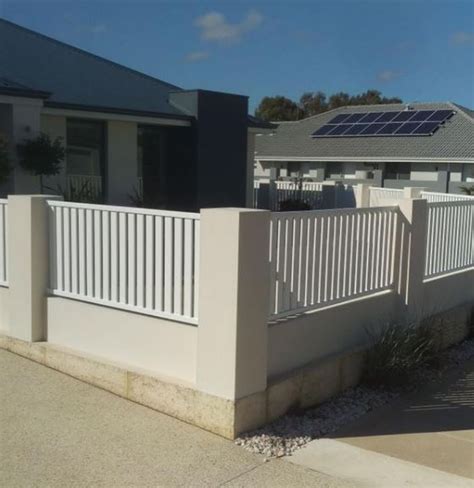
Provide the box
[451,31,474,45]
[377,70,401,82]
[194,9,263,42]
[185,51,210,62]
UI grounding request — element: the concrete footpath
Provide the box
[0,349,352,488]
[289,359,474,487]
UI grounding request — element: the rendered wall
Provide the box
[47,297,198,383]
[0,286,9,334]
[268,290,397,378]
[423,269,474,316]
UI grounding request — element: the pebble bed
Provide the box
[235,337,474,458]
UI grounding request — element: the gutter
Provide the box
[255,156,474,164]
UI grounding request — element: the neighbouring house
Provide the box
[0,18,272,210]
[254,102,474,194]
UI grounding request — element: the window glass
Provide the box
[66,120,105,176]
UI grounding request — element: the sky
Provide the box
[1,0,473,112]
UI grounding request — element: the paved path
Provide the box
[0,349,352,488]
[289,359,474,487]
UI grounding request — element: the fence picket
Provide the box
[47,201,199,324]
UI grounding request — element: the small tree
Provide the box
[17,133,65,192]
[0,132,11,186]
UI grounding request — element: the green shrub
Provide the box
[362,323,436,388]
[17,134,65,192]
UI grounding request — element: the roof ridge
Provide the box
[448,102,474,122]
[291,101,467,124]
[0,17,182,91]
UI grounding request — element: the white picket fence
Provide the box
[0,199,7,286]
[369,187,404,207]
[47,201,200,324]
[425,200,474,278]
[421,191,474,203]
[275,180,324,210]
[269,206,398,319]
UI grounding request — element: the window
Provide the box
[385,162,410,180]
[66,119,105,176]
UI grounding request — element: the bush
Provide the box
[362,323,436,388]
[45,180,103,204]
[279,198,312,211]
[460,185,474,196]
[17,134,65,191]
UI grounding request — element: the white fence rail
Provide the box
[269,206,398,319]
[0,199,7,286]
[369,187,404,207]
[48,201,200,324]
[275,181,324,210]
[425,200,474,278]
[421,191,474,203]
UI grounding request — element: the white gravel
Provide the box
[235,337,474,458]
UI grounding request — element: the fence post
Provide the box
[7,195,62,342]
[373,169,383,187]
[397,197,428,322]
[357,183,371,207]
[403,187,426,199]
[197,208,270,401]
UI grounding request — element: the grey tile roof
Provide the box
[255,102,474,162]
[0,18,185,117]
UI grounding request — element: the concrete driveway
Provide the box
[289,359,474,487]
[0,349,351,488]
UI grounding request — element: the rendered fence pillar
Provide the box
[7,195,62,342]
[197,208,270,400]
[357,183,371,207]
[373,169,383,187]
[397,197,428,322]
[437,170,449,193]
[403,187,426,199]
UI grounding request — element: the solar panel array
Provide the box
[311,110,455,138]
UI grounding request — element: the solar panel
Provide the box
[393,111,416,122]
[358,112,383,123]
[327,113,352,124]
[328,124,353,135]
[360,124,384,135]
[428,110,454,122]
[411,121,440,135]
[310,109,455,138]
[312,125,336,136]
[344,123,370,135]
[409,110,435,122]
[376,111,400,123]
[377,122,403,135]
[395,122,421,135]
[344,113,366,123]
